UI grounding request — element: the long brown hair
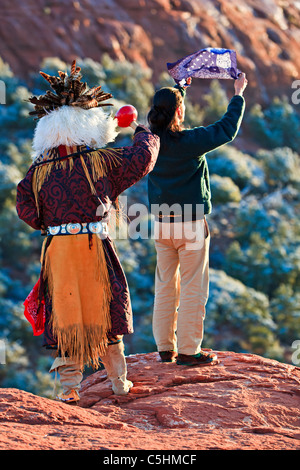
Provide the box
[147,87,183,139]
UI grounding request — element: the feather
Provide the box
[58,70,67,80]
[30,59,113,119]
[70,59,77,75]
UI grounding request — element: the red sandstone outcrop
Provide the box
[0,0,299,105]
[0,351,299,450]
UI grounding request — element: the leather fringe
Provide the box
[42,234,112,369]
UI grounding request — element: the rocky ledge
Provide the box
[0,351,299,450]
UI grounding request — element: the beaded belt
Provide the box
[46,221,108,237]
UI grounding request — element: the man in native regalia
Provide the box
[16,60,160,403]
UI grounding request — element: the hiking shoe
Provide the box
[159,351,178,363]
[176,350,218,366]
[56,389,80,404]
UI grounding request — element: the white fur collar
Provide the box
[32,106,119,159]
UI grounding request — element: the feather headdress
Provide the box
[28,59,113,119]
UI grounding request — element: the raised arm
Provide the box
[184,73,247,156]
[108,125,160,198]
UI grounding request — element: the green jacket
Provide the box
[148,95,245,219]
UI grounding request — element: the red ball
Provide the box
[115,105,138,127]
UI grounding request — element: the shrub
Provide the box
[254,147,300,188]
[210,174,241,204]
[246,97,300,151]
[208,145,265,190]
[205,269,283,359]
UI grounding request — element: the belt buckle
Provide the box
[47,225,60,236]
[66,223,81,235]
[88,222,103,234]
[47,221,108,237]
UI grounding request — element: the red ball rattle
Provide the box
[115,105,138,128]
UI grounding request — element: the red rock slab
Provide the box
[0,351,299,450]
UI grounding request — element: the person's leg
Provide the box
[50,357,83,403]
[175,219,212,356]
[152,230,180,357]
[100,337,133,395]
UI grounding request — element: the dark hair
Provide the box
[147,87,183,138]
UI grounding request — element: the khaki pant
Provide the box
[153,218,210,355]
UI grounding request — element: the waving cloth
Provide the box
[167,48,241,86]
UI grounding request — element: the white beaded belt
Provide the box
[46,221,108,237]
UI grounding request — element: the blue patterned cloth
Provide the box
[167,48,241,86]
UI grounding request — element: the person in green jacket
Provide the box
[147,73,247,366]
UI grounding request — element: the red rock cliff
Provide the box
[0,0,299,105]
